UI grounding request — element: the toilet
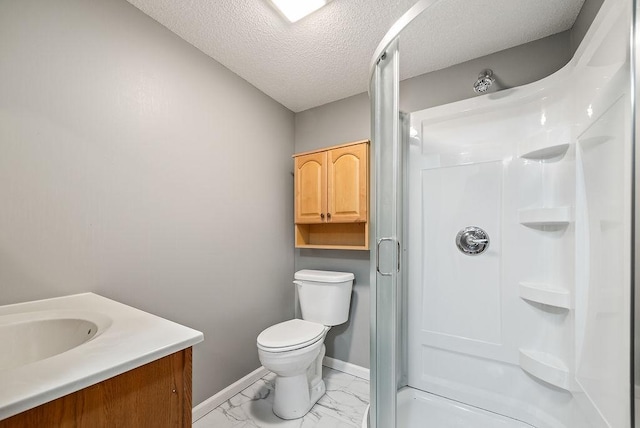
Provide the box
[256,269,354,420]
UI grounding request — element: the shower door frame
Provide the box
[368,2,444,428]
[369,38,401,428]
[633,0,639,425]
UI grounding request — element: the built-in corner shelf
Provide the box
[578,135,613,149]
[518,141,570,161]
[519,349,573,391]
[518,206,573,227]
[519,282,572,309]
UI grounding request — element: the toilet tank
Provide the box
[294,270,354,326]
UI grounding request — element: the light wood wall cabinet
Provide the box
[294,140,369,250]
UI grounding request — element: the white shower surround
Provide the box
[402,0,632,426]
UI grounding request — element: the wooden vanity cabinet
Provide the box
[294,140,369,250]
[0,348,192,428]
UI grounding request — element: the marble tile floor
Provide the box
[193,367,369,428]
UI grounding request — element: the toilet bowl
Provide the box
[256,270,354,420]
[257,319,329,419]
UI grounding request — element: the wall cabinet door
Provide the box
[327,143,368,223]
[294,151,327,224]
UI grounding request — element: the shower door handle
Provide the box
[376,238,399,276]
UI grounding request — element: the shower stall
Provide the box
[368,0,636,427]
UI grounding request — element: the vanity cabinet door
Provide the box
[0,348,192,428]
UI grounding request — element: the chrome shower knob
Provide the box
[456,226,490,255]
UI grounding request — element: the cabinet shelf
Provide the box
[519,349,573,391]
[295,222,369,250]
[518,206,573,227]
[519,282,571,309]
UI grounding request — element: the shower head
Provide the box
[473,69,495,94]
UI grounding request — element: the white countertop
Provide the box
[0,293,203,420]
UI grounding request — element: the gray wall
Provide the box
[0,0,294,406]
[294,31,573,368]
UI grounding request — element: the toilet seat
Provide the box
[257,319,328,353]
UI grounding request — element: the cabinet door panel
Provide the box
[327,144,368,222]
[295,152,327,223]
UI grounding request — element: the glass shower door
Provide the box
[370,38,401,428]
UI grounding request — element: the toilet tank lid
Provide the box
[294,270,354,283]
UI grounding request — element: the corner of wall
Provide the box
[570,0,605,54]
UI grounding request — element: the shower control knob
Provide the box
[456,226,490,256]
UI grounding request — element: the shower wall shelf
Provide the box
[518,349,574,391]
[518,206,573,227]
[519,282,572,309]
[518,141,570,160]
[578,135,613,148]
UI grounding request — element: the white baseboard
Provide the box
[323,356,370,381]
[192,366,269,422]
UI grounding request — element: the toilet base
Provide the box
[273,376,326,419]
[272,345,326,420]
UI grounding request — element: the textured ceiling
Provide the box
[126,0,586,112]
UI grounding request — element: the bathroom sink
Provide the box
[0,293,203,421]
[0,310,111,371]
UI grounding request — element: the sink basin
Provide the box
[0,293,203,421]
[0,310,112,371]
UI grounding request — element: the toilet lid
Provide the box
[257,319,326,352]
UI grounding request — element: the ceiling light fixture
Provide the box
[269,0,332,23]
